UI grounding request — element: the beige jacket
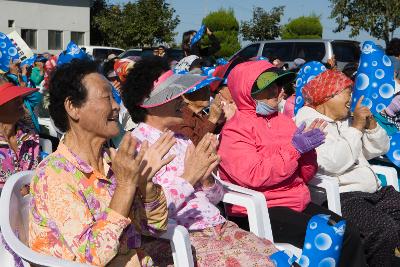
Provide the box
[295,106,390,193]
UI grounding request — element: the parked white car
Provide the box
[80,46,125,61]
[231,39,361,70]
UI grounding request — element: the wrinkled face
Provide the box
[148,96,186,127]
[252,83,284,109]
[0,96,24,124]
[321,88,352,121]
[183,87,210,110]
[73,73,120,138]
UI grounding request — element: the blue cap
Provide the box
[57,41,90,66]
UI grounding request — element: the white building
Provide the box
[0,0,91,54]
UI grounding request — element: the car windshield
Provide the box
[262,42,326,62]
[332,42,360,62]
[119,50,143,58]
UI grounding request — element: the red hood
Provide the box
[227,60,275,114]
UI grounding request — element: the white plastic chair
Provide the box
[211,173,303,258]
[308,175,342,215]
[308,164,399,217]
[0,171,193,267]
[0,171,92,267]
[371,165,399,191]
[39,137,53,155]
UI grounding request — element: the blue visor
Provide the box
[186,75,222,94]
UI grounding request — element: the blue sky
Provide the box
[114,0,400,47]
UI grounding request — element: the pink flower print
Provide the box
[234,231,246,240]
[170,189,178,196]
[191,204,198,209]
[225,257,241,267]
[179,193,185,199]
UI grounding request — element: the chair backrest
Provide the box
[39,138,53,156]
[0,171,91,267]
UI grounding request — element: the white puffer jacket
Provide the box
[295,106,390,193]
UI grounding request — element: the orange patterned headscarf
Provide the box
[302,69,354,107]
[113,58,136,83]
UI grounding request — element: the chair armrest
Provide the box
[370,165,399,191]
[308,175,342,216]
[158,224,194,267]
[212,173,274,241]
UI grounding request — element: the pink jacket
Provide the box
[218,60,317,215]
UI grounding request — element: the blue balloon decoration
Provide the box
[294,61,327,115]
[57,41,89,66]
[111,85,122,105]
[201,66,216,76]
[351,41,395,113]
[0,32,20,72]
[190,24,206,48]
[21,54,37,67]
[270,250,297,267]
[387,133,400,168]
[216,58,228,66]
[299,214,346,267]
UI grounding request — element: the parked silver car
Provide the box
[232,39,360,70]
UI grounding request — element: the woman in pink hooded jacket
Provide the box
[218,60,367,267]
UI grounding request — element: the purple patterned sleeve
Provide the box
[156,176,195,215]
[199,179,225,205]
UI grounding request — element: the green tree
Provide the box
[202,8,240,58]
[281,15,323,39]
[90,0,108,45]
[92,0,180,48]
[329,0,400,45]
[240,6,285,42]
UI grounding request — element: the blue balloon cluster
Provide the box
[299,214,346,267]
[57,41,89,66]
[190,24,206,48]
[270,214,346,267]
[0,32,20,72]
[351,41,395,113]
[294,61,327,115]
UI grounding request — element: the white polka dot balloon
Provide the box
[351,41,395,113]
[0,31,20,72]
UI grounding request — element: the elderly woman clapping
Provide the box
[29,60,174,267]
[122,57,278,267]
[0,74,40,192]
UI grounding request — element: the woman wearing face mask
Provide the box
[218,60,367,267]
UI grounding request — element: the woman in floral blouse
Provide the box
[0,74,40,192]
[0,74,41,267]
[121,57,278,267]
[29,60,175,267]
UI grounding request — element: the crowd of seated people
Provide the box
[2,37,400,267]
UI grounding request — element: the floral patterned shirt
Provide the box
[29,142,168,266]
[0,122,39,189]
[132,123,225,231]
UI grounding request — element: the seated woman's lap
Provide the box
[141,221,277,267]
